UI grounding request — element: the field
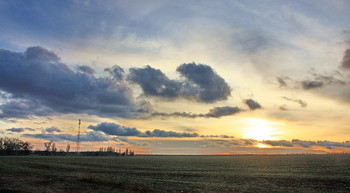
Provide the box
[0,155,350,193]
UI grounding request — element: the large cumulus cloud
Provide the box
[128,65,182,98]
[176,63,231,102]
[0,47,135,118]
[128,63,231,103]
[0,47,236,120]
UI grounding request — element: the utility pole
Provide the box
[77,119,81,155]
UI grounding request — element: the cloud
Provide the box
[301,80,323,89]
[151,106,242,118]
[205,106,242,117]
[263,139,350,149]
[88,122,200,138]
[279,105,288,111]
[244,99,262,110]
[0,47,136,119]
[6,127,35,133]
[276,70,350,105]
[276,77,288,88]
[44,127,62,133]
[77,65,95,75]
[23,131,117,142]
[104,65,125,80]
[200,135,235,138]
[128,65,182,98]
[282,96,307,108]
[142,129,198,138]
[128,63,231,103]
[276,71,346,90]
[204,138,257,148]
[263,140,293,147]
[341,49,350,70]
[176,63,231,102]
[88,122,141,136]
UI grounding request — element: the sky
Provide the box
[1,0,350,154]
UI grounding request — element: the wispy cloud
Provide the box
[151,106,242,119]
[263,139,350,149]
[6,127,35,133]
[282,96,307,108]
[24,131,117,142]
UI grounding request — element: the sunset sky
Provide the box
[1,0,350,154]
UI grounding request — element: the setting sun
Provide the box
[242,118,282,141]
[256,143,269,148]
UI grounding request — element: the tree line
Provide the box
[0,137,135,156]
[0,137,32,155]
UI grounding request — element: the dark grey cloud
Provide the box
[151,106,242,119]
[341,49,350,70]
[88,122,200,138]
[77,65,95,75]
[0,98,55,119]
[176,63,231,102]
[142,129,198,138]
[6,127,35,133]
[301,80,323,90]
[88,122,141,136]
[104,65,125,80]
[128,65,182,98]
[282,96,307,108]
[23,131,117,142]
[205,106,242,117]
[128,63,231,103]
[0,47,237,119]
[0,47,136,119]
[244,99,262,110]
[44,127,62,133]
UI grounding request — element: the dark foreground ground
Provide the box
[0,154,350,193]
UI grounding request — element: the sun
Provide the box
[242,118,282,141]
[256,143,269,148]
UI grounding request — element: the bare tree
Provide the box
[66,144,70,153]
[44,140,57,156]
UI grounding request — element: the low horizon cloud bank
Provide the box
[263,139,350,149]
[9,122,350,152]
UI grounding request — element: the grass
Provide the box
[0,155,350,192]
